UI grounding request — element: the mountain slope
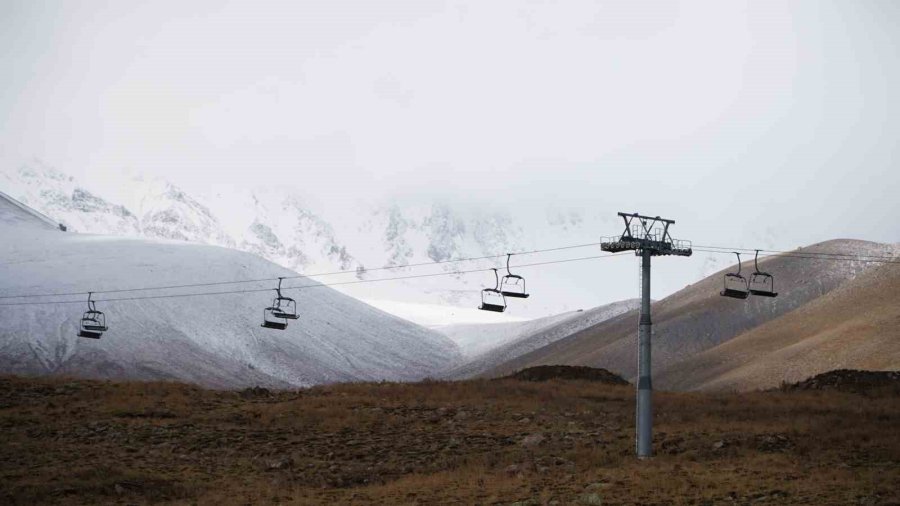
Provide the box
[436,311,586,359]
[2,161,141,236]
[444,299,640,379]
[0,193,461,388]
[655,258,900,391]
[484,240,896,383]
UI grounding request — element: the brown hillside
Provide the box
[486,240,895,383]
[656,260,900,391]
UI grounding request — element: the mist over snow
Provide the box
[2,161,644,323]
[2,0,899,323]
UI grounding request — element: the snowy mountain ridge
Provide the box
[3,161,609,321]
[0,190,462,387]
[2,160,734,323]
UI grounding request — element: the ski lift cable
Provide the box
[0,240,610,300]
[693,244,899,261]
[0,252,631,306]
[1,242,897,305]
[693,248,900,264]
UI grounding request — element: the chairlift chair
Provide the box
[270,278,299,320]
[261,306,288,330]
[478,268,507,313]
[500,254,529,299]
[271,298,299,320]
[261,278,295,329]
[77,292,108,339]
[720,252,750,299]
[748,250,778,297]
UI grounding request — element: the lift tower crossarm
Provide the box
[600,212,692,459]
[602,212,692,257]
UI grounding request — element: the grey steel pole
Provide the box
[637,248,653,458]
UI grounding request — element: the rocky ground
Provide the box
[777,369,900,395]
[502,365,630,384]
[0,369,898,505]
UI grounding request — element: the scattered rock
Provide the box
[755,433,793,452]
[521,434,545,447]
[778,369,900,395]
[580,492,603,505]
[267,457,293,470]
[240,386,272,399]
[661,436,685,455]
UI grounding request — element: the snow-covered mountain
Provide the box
[0,160,642,323]
[0,191,461,388]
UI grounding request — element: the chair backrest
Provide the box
[82,310,106,327]
[482,288,505,304]
[724,273,748,291]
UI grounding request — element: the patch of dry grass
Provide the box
[0,375,897,505]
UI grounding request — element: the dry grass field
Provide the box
[1,372,898,505]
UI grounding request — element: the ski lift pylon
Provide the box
[78,291,108,339]
[720,252,750,299]
[748,249,778,297]
[500,253,529,299]
[478,268,507,313]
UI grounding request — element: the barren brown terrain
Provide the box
[657,261,900,392]
[1,372,898,505]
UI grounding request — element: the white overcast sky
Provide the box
[1,0,899,248]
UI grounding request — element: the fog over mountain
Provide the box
[2,161,638,323]
[2,1,899,322]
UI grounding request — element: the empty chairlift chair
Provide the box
[720,252,750,299]
[261,278,297,330]
[77,292,108,339]
[478,268,507,313]
[500,253,529,299]
[261,306,288,330]
[270,278,299,320]
[748,250,778,297]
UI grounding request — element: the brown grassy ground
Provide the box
[1,375,898,505]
